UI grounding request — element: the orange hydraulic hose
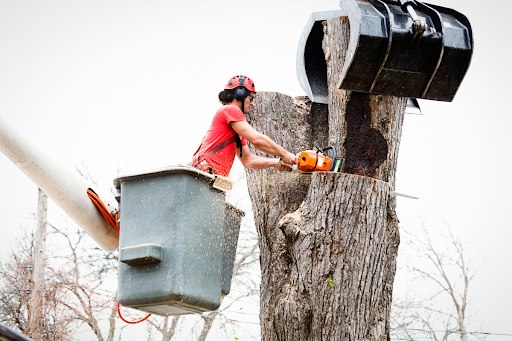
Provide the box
[117,303,151,324]
[87,189,151,324]
[87,188,151,324]
[87,188,119,234]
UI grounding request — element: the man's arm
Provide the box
[237,145,290,171]
[230,121,296,165]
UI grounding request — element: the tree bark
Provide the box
[245,16,405,341]
[198,311,219,341]
[106,300,117,341]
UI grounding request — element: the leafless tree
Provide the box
[391,223,483,341]
[0,228,72,340]
[146,315,180,341]
[0,213,121,341]
[47,221,119,341]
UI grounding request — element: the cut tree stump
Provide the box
[244,16,406,340]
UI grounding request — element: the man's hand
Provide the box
[281,152,297,166]
[276,158,293,172]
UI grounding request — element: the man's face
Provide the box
[243,92,256,114]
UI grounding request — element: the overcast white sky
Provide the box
[0,0,510,339]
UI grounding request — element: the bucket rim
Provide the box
[226,202,246,217]
[113,166,215,189]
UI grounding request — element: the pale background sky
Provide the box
[0,0,510,339]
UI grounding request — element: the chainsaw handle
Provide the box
[320,146,337,172]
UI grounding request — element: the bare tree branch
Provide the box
[391,223,483,341]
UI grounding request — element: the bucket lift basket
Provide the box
[297,0,473,103]
[114,167,244,316]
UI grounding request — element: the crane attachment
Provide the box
[297,0,473,103]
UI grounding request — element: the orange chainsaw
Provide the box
[281,145,345,174]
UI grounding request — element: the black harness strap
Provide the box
[235,134,243,157]
[192,134,243,167]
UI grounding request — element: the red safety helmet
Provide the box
[225,75,256,93]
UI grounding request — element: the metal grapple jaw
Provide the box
[297,0,473,103]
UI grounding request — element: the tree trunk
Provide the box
[198,311,219,341]
[106,300,117,341]
[245,16,405,341]
[152,316,180,341]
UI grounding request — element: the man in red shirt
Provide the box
[191,75,297,177]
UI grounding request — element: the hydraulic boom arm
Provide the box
[0,116,119,251]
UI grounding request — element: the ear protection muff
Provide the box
[233,76,247,101]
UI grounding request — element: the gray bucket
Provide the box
[114,167,244,316]
[222,202,244,296]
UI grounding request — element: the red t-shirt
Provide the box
[192,105,247,176]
